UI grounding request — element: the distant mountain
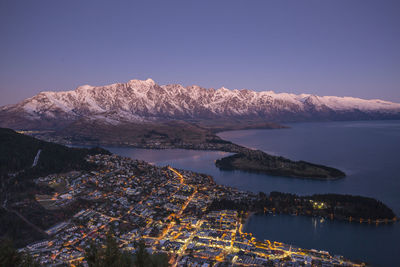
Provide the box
[1,78,400,130]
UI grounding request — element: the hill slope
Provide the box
[0,128,109,177]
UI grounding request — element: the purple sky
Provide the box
[0,0,399,106]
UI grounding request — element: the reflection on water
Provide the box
[108,148,231,168]
[243,214,398,267]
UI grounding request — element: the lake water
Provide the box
[107,120,400,266]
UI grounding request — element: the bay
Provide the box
[108,120,400,266]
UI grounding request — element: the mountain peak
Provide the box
[76,84,94,92]
[127,78,156,87]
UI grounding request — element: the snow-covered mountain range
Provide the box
[1,78,400,129]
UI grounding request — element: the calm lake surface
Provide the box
[107,120,400,266]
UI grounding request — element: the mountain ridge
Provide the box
[1,78,400,130]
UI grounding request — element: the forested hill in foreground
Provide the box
[0,127,109,178]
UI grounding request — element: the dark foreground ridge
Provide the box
[0,127,110,177]
[215,149,346,179]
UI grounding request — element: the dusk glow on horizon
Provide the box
[0,0,399,106]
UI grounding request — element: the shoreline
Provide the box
[60,140,348,180]
[246,211,398,226]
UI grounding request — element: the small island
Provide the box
[215,149,346,179]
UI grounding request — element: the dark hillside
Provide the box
[0,127,109,177]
